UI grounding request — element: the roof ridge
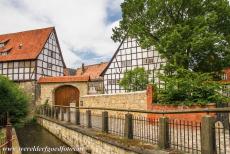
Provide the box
[76,61,108,69]
[0,27,54,36]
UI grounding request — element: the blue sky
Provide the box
[0,0,123,68]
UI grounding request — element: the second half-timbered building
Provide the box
[101,38,166,94]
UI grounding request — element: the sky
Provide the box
[0,0,123,68]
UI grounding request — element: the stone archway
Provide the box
[54,85,79,107]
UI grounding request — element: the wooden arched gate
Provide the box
[55,85,79,107]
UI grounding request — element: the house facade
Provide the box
[75,62,108,94]
[0,27,66,104]
[101,38,166,94]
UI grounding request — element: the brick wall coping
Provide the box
[81,90,146,98]
[37,115,169,154]
[151,103,216,107]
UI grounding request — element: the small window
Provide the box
[121,61,126,67]
[126,60,131,67]
[19,62,24,67]
[52,52,56,58]
[48,51,52,57]
[148,58,154,64]
[108,79,116,85]
[48,63,52,68]
[143,58,148,65]
[121,60,132,67]
[8,62,13,68]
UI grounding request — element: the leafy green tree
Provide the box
[119,67,149,91]
[112,0,230,73]
[156,67,229,105]
[0,75,29,124]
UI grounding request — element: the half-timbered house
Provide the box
[75,62,108,94]
[0,27,66,103]
[101,38,166,94]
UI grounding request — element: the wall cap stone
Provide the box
[82,90,146,98]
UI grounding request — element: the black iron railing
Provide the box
[0,112,12,154]
[37,105,230,154]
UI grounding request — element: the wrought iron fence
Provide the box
[169,119,201,154]
[108,115,125,136]
[133,115,159,144]
[37,105,230,154]
[91,112,102,131]
[215,121,230,154]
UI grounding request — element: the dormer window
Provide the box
[0,39,9,48]
[0,43,4,48]
[0,48,12,56]
[0,51,9,56]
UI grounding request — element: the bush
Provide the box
[0,75,29,124]
[119,67,149,92]
[156,67,229,105]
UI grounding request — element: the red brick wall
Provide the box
[224,68,230,80]
[146,84,216,122]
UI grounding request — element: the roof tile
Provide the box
[0,27,53,61]
[38,76,90,83]
[75,62,108,80]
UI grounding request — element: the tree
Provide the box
[119,67,149,91]
[156,67,229,105]
[112,0,230,73]
[0,75,29,124]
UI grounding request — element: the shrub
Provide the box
[119,67,149,92]
[0,75,29,124]
[156,67,229,105]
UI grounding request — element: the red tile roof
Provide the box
[38,76,90,83]
[75,62,108,80]
[0,27,53,62]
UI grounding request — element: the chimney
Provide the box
[19,43,23,49]
[81,63,85,74]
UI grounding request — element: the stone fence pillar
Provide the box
[158,117,169,149]
[102,111,108,133]
[124,113,133,139]
[201,115,216,154]
[86,110,92,128]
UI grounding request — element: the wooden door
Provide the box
[55,85,79,107]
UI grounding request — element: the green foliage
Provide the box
[113,0,230,73]
[0,75,29,124]
[119,67,149,91]
[156,67,229,105]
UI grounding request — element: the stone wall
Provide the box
[80,91,147,116]
[38,82,88,106]
[37,117,164,154]
[18,81,37,116]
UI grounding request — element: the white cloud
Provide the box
[0,0,123,68]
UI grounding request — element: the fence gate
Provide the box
[216,103,230,128]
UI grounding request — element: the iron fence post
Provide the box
[124,113,133,139]
[86,110,92,128]
[67,108,71,122]
[75,109,80,125]
[42,106,45,116]
[158,117,169,149]
[102,111,108,133]
[61,107,64,121]
[55,107,59,120]
[201,115,216,154]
